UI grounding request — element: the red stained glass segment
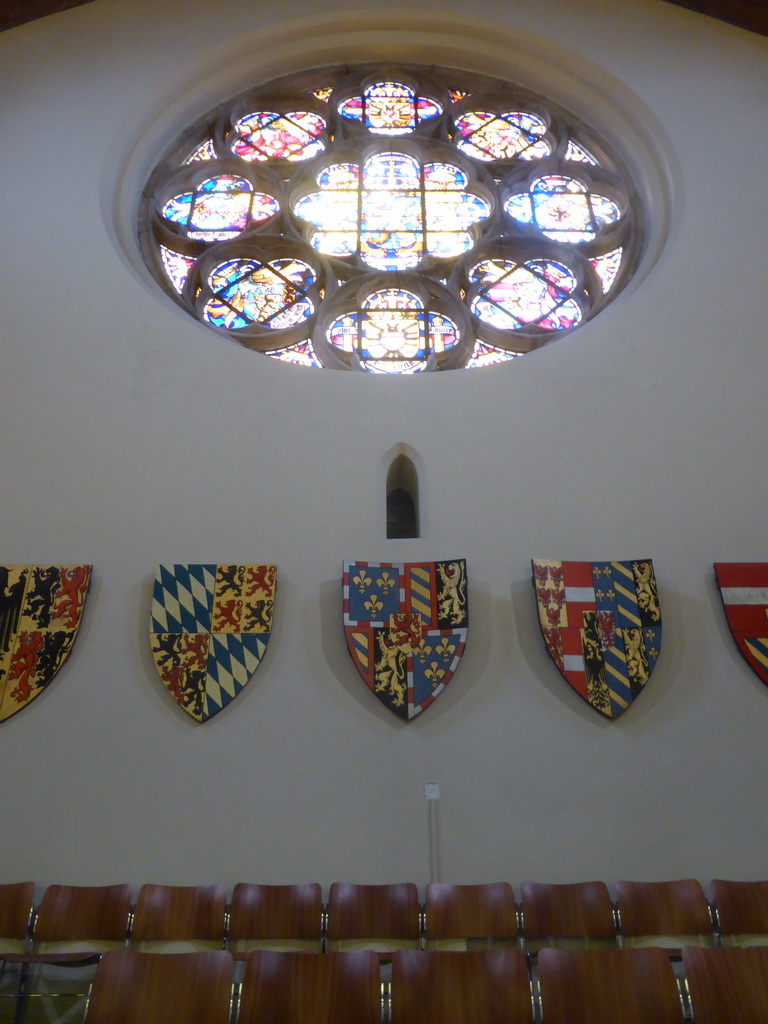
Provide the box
[231,111,326,162]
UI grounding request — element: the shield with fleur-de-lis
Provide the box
[0,565,92,723]
[343,560,468,720]
[532,559,661,719]
[150,564,275,722]
[714,563,768,687]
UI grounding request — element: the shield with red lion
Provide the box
[714,563,768,687]
[532,558,661,719]
[150,564,275,722]
[0,565,92,723]
[343,559,468,720]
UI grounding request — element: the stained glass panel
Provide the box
[365,360,424,374]
[317,163,360,188]
[425,190,490,230]
[428,311,460,353]
[185,139,217,164]
[423,162,468,190]
[293,151,491,270]
[359,229,423,271]
[505,175,620,243]
[204,257,316,329]
[455,111,551,161]
[309,231,359,257]
[265,339,322,367]
[591,247,623,293]
[161,176,279,241]
[364,152,421,189]
[362,307,424,359]
[231,111,326,162]
[465,340,520,368]
[361,288,421,310]
[160,246,196,293]
[365,359,425,374]
[339,80,441,134]
[328,312,358,351]
[565,139,598,165]
[328,288,458,363]
[469,257,582,330]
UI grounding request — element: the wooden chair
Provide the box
[537,947,684,1024]
[424,883,518,951]
[0,883,34,955]
[227,883,322,954]
[616,879,714,951]
[237,950,381,1024]
[24,884,131,957]
[2,884,131,1023]
[520,881,616,952]
[711,878,768,946]
[326,883,420,954]
[131,884,226,952]
[391,949,534,1024]
[0,882,34,1012]
[84,950,233,1024]
[682,946,768,1023]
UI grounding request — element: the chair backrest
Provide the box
[682,946,768,1024]
[84,950,233,1024]
[424,883,518,950]
[227,883,322,952]
[391,949,534,1024]
[32,884,131,954]
[520,881,616,951]
[0,882,34,954]
[616,879,714,949]
[326,883,420,952]
[537,947,684,1024]
[237,950,381,1024]
[131,884,226,952]
[711,878,768,946]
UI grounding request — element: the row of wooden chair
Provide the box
[3,879,768,958]
[77,946,768,1024]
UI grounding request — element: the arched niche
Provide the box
[386,451,420,538]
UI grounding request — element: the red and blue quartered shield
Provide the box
[150,564,275,722]
[343,560,468,720]
[532,559,661,719]
[714,563,768,686]
[0,565,92,723]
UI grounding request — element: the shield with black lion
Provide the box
[343,559,468,720]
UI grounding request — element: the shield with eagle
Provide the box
[0,565,92,723]
[343,559,468,720]
[532,558,661,719]
[150,564,275,722]
[714,563,768,687]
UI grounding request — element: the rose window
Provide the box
[139,64,643,371]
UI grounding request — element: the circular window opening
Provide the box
[138,64,644,372]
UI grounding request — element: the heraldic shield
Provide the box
[714,563,768,687]
[532,559,662,719]
[0,565,92,723]
[343,560,468,720]
[150,564,275,722]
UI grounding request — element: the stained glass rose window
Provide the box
[139,64,642,372]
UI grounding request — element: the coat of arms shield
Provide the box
[150,564,275,721]
[343,559,468,720]
[714,563,768,686]
[0,565,92,723]
[532,558,661,719]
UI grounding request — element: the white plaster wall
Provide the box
[1,0,767,892]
